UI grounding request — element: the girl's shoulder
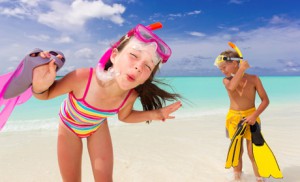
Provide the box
[123,89,139,106]
[64,68,91,81]
[59,68,91,87]
[74,67,91,77]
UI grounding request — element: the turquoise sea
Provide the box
[3,76,300,132]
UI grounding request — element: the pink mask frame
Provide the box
[127,24,171,63]
[97,22,170,71]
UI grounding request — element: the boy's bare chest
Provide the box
[235,78,255,96]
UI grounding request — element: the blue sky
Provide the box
[0,0,300,76]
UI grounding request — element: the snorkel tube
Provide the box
[228,42,245,76]
[147,22,163,31]
[228,42,243,60]
[96,22,163,82]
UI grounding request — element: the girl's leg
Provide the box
[87,120,113,182]
[57,121,83,182]
[233,138,244,180]
[246,140,263,181]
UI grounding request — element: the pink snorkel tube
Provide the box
[96,22,163,81]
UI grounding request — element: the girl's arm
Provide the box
[245,76,269,125]
[32,65,88,100]
[32,70,74,100]
[118,100,182,123]
[30,51,68,100]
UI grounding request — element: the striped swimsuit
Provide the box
[59,68,132,138]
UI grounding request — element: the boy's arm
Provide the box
[118,101,182,123]
[223,61,249,91]
[245,76,269,125]
[253,76,270,117]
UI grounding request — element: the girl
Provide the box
[31,23,181,181]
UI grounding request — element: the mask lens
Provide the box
[135,24,171,63]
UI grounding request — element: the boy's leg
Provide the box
[233,138,244,180]
[246,140,263,181]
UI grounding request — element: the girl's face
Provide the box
[218,61,238,77]
[110,40,158,90]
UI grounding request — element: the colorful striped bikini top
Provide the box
[59,68,132,138]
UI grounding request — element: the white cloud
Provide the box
[0,0,41,18]
[8,56,19,62]
[168,13,182,18]
[54,36,73,44]
[0,0,126,31]
[269,15,290,25]
[228,0,245,5]
[187,31,206,37]
[37,0,126,31]
[285,61,300,67]
[74,48,94,59]
[229,27,240,31]
[20,0,40,7]
[187,10,201,15]
[0,7,28,18]
[218,25,240,32]
[153,10,202,21]
[166,22,300,75]
[28,34,51,41]
[0,1,299,76]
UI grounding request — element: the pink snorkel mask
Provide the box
[96,22,171,82]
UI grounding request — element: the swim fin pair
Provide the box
[225,120,283,179]
[0,48,65,130]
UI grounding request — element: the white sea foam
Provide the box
[2,118,59,132]
[1,107,228,133]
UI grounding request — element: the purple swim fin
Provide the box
[0,72,32,130]
[0,48,65,130]
[3,48,65,99]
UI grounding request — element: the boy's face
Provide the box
[218,61,238,77]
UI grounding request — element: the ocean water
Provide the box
[2,76,300,132]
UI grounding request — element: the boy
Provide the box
[215,50,269,182]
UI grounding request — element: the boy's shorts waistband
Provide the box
[228,107,256,115]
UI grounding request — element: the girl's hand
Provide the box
[157,101,182,121]
[32,51,63,93]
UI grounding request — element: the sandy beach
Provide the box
[1,104,300,182]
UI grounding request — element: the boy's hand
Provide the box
[157,101,182,121]
[243,114,257,125]
[239,60,250,71]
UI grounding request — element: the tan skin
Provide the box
[219,60,269,182]
[32,45,181,182]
